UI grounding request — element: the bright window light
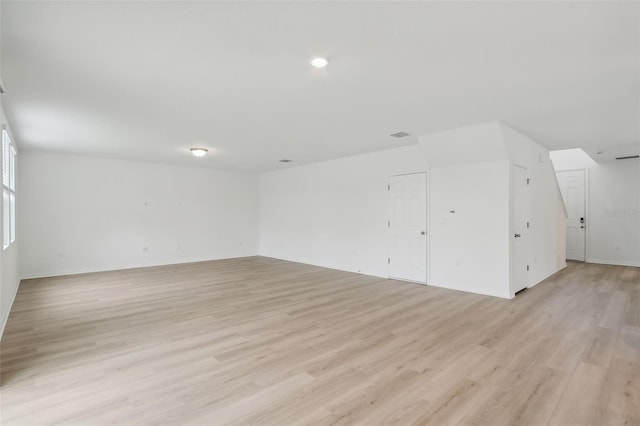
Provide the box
[2,129,16,249]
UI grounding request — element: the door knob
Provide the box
[514,233,521,238]
[421,231,426,235]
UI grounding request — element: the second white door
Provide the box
[388,173,427,283]
[556,170,586,261]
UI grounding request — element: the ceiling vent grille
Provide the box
[615,155,639,160]
[390,131,411,138]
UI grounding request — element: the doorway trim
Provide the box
[510,163,531,296]
[555,167,589,263]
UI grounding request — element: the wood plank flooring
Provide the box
[1,257,638,425]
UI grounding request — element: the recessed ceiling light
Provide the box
[190,147,208,157]
[279,159,292,163]
[310,57,328,68]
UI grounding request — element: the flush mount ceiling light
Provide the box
[190,147,208,157]
[310,57,328,68]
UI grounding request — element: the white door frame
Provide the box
[387,172,429,284]
[556,168,589,262]
[510,163,531,296]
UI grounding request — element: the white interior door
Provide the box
[388,173,427,284]
[556,170,586,261]
[512,165,530,294]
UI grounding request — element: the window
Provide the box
[3,129,16,249]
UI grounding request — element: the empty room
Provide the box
[1,1,639,425]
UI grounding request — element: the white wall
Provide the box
[551,150,640,267]
[260,145,427,278]
[19,152,259,278]
[587,162,640,266]
[428,160,511,298]
[418,122,513,298]
[0,102,20,339]
[419,122,506,167]
[422,122,566,297]
[261,122,565,300]
[1,0,19,334]
[261,124,515,299]
[0,0,21,338]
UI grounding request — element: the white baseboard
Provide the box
[428,281,512,300]
[587,258,640,268]
[258,254,388,279]
[0,280,20,341]
[20,254,260,280]
[261,255,510,298]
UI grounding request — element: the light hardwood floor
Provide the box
[1,257,639,425]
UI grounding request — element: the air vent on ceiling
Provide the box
[615,155,639,160]
[390,131,410,138]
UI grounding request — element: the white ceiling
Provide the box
[2,1,639,171]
